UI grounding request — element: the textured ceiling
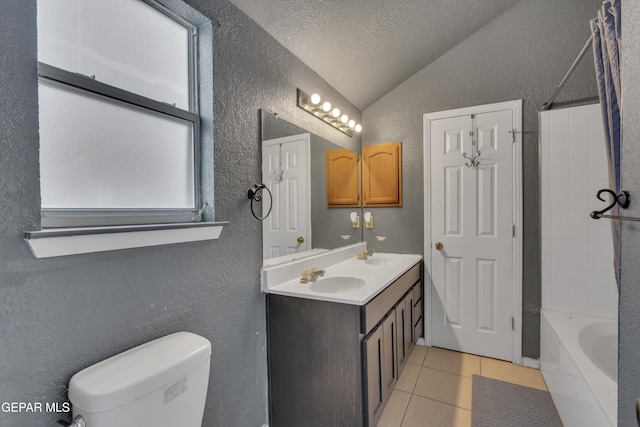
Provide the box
[227,0,521,110]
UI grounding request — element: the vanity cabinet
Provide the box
[362,142,402,207]
[397,291,414,372]
[413,282,423,342]
[361,263,420,426]
[326,148,361,207]
[363,309,397,424]
[266,261,422,427]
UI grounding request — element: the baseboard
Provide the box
[521,357,540,369]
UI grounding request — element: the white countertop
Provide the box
[262,247,422,306]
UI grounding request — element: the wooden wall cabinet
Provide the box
[362,142,402,207]
[326,149,361,207]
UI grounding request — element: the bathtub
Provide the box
[540,310,617,427]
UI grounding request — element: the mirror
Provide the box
[261,109,363,265]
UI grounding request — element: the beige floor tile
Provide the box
[407,345,428,366]
[412,367,473,410]
[396,363,421,393]
[377,389,411,427]
[401,395,471,427]
[423,347,480,378]
[480,357,548,391]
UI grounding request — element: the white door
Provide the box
[262,134,311,260]
[425,101,522,362]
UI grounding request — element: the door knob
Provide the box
[435,242,443,250]
[297,236,305,244]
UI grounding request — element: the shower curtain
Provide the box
[591,0,621,285]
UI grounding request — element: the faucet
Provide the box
[300,267,325,283]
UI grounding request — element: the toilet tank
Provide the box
[68,332,211,427]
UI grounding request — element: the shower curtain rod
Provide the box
[592,213,640,222]
[541,35,594,111]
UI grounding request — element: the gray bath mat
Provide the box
[472,375,563,427]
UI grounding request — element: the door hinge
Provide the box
[511,317,515,331]
[509,129,517,143]
[512,224,516,237]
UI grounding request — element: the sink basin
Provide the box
[309,276,367,293]
[364,256,402,267]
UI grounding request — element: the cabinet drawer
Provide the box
[412,283,422,303]
[413,298,422,328]
[360,262,421,335]
[413,317,423,341]
[413,294,423,325]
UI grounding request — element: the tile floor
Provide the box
[377,346,549,427]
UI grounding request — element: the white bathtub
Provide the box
[540,310,617,427]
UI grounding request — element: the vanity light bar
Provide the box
[296,89,362,137]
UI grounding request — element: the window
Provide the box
[37,0,202,228]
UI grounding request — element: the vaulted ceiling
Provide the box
[226,0,521,110]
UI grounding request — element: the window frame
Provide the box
[37,0,203,228]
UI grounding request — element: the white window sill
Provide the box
[24,222,227,258]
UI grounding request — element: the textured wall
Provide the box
[0,1,359,426]
[362,0,602,359]
[619,1,640,425]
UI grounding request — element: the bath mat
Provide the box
[472,375,563,427]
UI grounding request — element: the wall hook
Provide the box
[590,189,630,219]
[462,150,481,168]
[272,169,284,182]
[463,115,481,167]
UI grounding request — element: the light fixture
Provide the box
[296,89,362,137]
[350,211,360,228]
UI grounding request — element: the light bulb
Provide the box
[348,120,355,128]
[341,114,349,124]
[322,102,331,112]
[331,108,341,118]
[355,124,362,133]
[310,93,321,105]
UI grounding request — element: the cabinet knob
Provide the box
[297,236,305,244]
[435,242,443,250]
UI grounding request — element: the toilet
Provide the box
[68,332,211,427]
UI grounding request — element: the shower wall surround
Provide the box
[540,104,618,320]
